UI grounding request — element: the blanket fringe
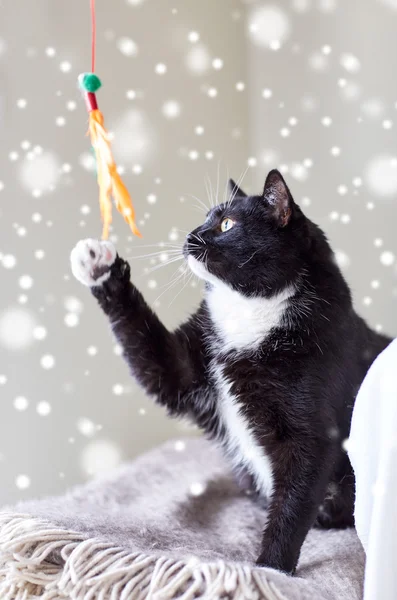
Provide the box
[0,512,287,600]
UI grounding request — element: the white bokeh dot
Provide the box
[16,475,31,490]
[190,482,206,496]
[59,61,71,72]
[162,100,181,119]
[188,31,200,43]
[174,440,186,452]
[380,251,395,266]
[117,37,138,57]
[14,396,29,411]
[340,53,361,73]
[36,401,51,416]
[19,151,61,193]
[262,88,273,99]
[2,254,17,269]
[19,275,33,290]
[77,418,96,437]
[155,63,167,74]
[335,250,351,269]
[0,308,36,350]
[81,439,122,476]
[64,313,79,327]
[248,5,291,49]
[185,44,210,75]
[33,326,47,340]
[365,155,397,197]
[40,354,55,369]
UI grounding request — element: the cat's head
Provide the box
[183,169,331,297]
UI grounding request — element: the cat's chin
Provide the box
[187,255,221,287]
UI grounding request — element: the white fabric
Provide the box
[348,338,397,600]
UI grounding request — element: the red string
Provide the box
[90,0,96,73]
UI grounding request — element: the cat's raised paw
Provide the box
[70,239,117,287]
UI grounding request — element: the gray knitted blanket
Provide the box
[0,438,364,600]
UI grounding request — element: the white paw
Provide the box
[70,239,117,287]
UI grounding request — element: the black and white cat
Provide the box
[71,169,391,574]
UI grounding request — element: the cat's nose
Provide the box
[186,233,195,245]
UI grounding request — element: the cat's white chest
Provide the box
[206,283,293,353]
[206,282,294,498]
[212,363,274,499]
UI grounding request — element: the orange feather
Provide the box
[88,109,141,240]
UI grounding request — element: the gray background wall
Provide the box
[0,0,396,505]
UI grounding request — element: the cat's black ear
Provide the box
[228,178,247,200]
[263,170,293,227]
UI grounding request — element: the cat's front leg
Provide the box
[256,441,332,574]
[70,239,206,416]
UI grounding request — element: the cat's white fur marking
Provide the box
[70,239,116,287]
[188,255,294,352]
[213,363,274,499]
[188,255,295,499]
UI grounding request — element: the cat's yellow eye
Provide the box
[221,218,235,232]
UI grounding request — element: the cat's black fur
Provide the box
[87,170,391,574]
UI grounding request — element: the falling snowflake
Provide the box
[36,401,52,416]
[64,313,79,327]
[365,155,397,197]
[0,308,36,350]
[77,418,96,438]
[189,482,206,496]
[117,37,138,57]
[174,440,186,452]
[185,45,210,75]
[155,63,167,75]
[335,250,351,269]
[380,251,395,266]
[212,58,223,70]
[111,109,154,164]
[19,275,33,290]
[19,151,61,193]
[81,440,122,476]
[40,355,55,369]
[340,53,361,73]
[247,5,291,49]
[14,396,29,411]
[15,475,31,490]
[59,61,71,72]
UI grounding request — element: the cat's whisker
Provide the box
[191,233,204,246]
[168,270,194,308]
[152,263,188,305]
[204,175,215,209]
[130,249,183,260]
[215,160,221,207]
[145,255,184,274]
[223,165,230,206]
[238,249,260,268]
[228,165,250,208]
[186,194,210,213]
[208,174,216,208]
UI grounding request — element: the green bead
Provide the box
[78,73,102,93]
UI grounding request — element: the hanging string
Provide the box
[78,0,141,238]
[90,0,96,73]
